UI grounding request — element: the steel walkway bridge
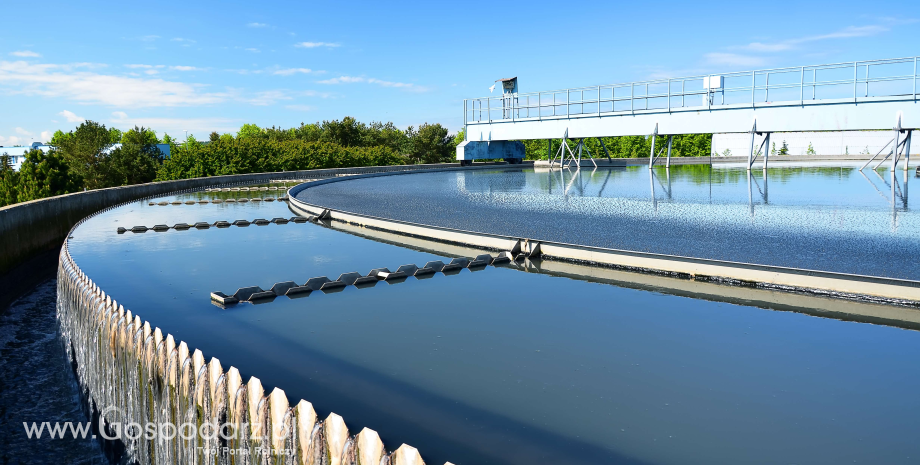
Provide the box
[458,56,918,170]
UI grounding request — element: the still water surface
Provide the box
[66,169,920,465]
[297,164,919,279]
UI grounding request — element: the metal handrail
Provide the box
[465,56,920,123]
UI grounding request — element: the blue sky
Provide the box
[0,0,916,145]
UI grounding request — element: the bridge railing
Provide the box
[464,56,919,124]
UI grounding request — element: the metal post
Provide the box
[681,80,685,108]
[865,64,870,97]
[800,67,804,104]
[765,72,769,102]
[649,124,657,169]
[547,139,551,162]
[668,79,671,112]
[566,89,570,117]
[631,83,634,113]
[763,132,770,171]
[752,71,756,106]
[666,135,672,169]
[904,130,912,171]
[893,117,901,175]
[645,83,649,110]
[813,68,816,100]
[747,121,757,171]
[853,61,858,101]
[914,56,917,100]
[487,97,491,123]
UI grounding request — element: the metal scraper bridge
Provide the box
[460,56,918,170]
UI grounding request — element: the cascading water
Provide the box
[55,215,433,465]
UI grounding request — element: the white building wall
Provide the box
[711,130,918,157]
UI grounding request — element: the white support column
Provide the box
[763,132,770,171]
[747,121,757,171]
[666,135,673,169]
[904,130,912,171]
[648,124,658,169]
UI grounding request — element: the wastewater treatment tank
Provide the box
[58,163,920,465]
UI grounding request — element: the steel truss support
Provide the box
[648,124,672,169]
[748,130,770,171]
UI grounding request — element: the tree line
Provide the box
[0,118,457,207]
[0,116,712,208]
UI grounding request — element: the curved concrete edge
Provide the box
[57,201,449,465]
[288,178,920,306]
[1,161,514,277]
[325,219,920,331]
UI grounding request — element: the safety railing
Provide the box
[464,56,920,124]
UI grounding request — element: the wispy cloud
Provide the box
[294,42,340,49]
[737,25,888,52]
[171,38,196,46]
[10,50,41,58]
[171,66,202,71]
[285,104,314,112]
[59,110,86,123]
[316,75,428,92]
[247,22,268,28]
[0,60,228,108]
[273,68,313,76]
[243,90,293,106]
[15,127,32,136]
[244,48,260,53]
[139,35,160,42]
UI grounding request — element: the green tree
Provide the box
[779,141,789,155]
[53,121,116,190]
[106,126,161,186]
[0,155,19,207]
[806,142,816,155]
[16,149,80,202]
[209,131,220,142]
[407,123,453,164]
[321,117,365,147]
[237,123,263,140]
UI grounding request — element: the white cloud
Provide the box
[273,68,313,76]
[285,104,314,111]
[125,64,165,69]
[11,50,41,58]
[171,38,196,44]
[139,35,160,42]
[704,53,767,67]
[59,110,86,123]
[170,66,201,71]
[317,75,428,91]
[15,127,32,136]
[244,90,293,106]
[736,25,888,53]
[40,130,52,142]
[247,22,268,28]
[0,135,23,146]
[110,111,240,135]
[294,42,340,48]
[0,60,229,108]
[244,48,260,53]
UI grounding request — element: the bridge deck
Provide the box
[465,56,919,141]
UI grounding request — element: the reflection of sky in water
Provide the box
[298,164,919,279]
[66,181,920,465]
